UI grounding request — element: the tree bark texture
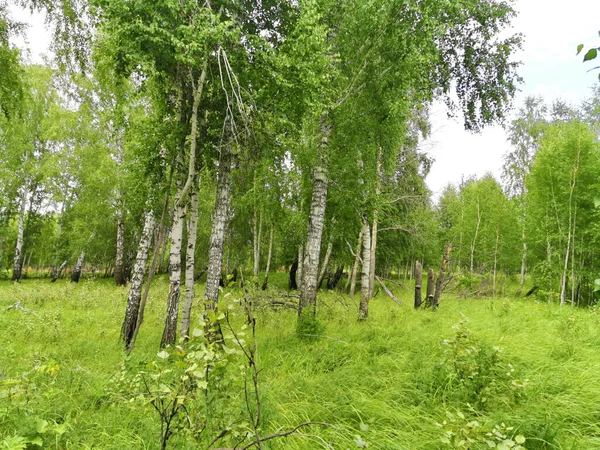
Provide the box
[12,187,27,282]
[204,142,233,319]
[161,179,187,348]
[289,259,298,290]
[121,211,155,348]
[426,268,435,305]
[114,198,126,286]
[299,123,330,318]
[433,245,452,308]
[414,261,423,309]
[296,244,304,292]
[71,251,85,283]
[368,148,382,298]
[358,220,371,321]
[51,260,67,282]
[317,236,333,289]
[180,182,200,339]
[262,225,274,290]
[349,230,363,297]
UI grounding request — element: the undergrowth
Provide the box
[1,274,600,448]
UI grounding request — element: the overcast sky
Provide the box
[9,1,600,198]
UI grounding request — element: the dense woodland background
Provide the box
[2,0,600,449]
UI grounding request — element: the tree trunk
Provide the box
[121,211,155,348]
[12,187,27,282]
[470,201,481,274]
[317,236,333,289]
[51,260,67,282]
[71,251,85,283]
[517,237,527,296]
[114,198,126,286]
[327,265,344,290]
[180,181,200,340]
[358,220,371,321]
[296,244,304,291]
[289,259,298,290]
[426,268,435,305]
[493,226,500,297]
[368,148,382,298]
[204,141,233,324]
[349,230,363,297]
[433,245,452,308]
[414,261,423,309]
[298,122,330,319]
[161,178,187,348]
[253,210,262,278]
[262,225,274,290]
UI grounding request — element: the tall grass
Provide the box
[1,274,600,449]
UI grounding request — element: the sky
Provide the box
[8,1,600,198]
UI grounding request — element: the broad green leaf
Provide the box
[583,48,598,62]
[515,435,526,444]
[577,44,584,55]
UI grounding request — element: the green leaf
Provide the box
[26,436,44,447]
[594,197,600,208]
[35,419,49,434]
[359,423,369,431]
[583,48,598,62]
[515,435,526,444]
[577,44,584,55]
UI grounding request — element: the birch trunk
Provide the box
[299,122,330,318]
[121,211,155,348]
[414,261,423,309]
[114,198,126,286]
[493,226,500,297]
[253,210,262,278]
[358,220,371,321]
[433,245,452,308]
[160,180,186,347]
[71,251,85,283]
[517,236,527,296]
[51,260,67,282]
[12,187,27,282]
[426,268,435,305]
[262,225,274,290]
[204,142,233,321]
[297,244,304,291]
[368,149,382,298]
[470,201,481,274]
[349,230,363,297]
[180,183,200,339]
[317,237,333,289]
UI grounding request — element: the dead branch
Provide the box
[374,276,402,306]
[3,301,37,315]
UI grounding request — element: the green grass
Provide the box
[1,274,600,449]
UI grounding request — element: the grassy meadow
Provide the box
[1,273,600,449]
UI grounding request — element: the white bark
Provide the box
[358,220,371,321]
[349,230,363,297]
[299,122,330,317]
[368,148,382,297]
[262,225,274,290]
[317,237,333,289]
[12,187,27,282]
[71,251,85,283]
[180,183,200,339]
[122,211,155,347]
[115,198,126,286]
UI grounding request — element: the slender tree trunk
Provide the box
[317,236,333,289]
[12,187,27,282]
[433,245,452,308]
[121,211,155,348]
[349,230,363,297]
[297,244,304,292]
[289,259,298,290]
[71,251,85,283]
[426,268,435,305]
[262,225,274,290]
[114,198,126,286]
[493,226,500,297]
[298,122,330,319]
[253,210,262,278]
[161,177,186,347]
[517,236,527,296]
[414,261,423,309]
[358,220,371,321]
[180,181,200,340]
[470,201,481,274]
[368,148,382,298]
[204,141,233,323]
[51,260,67,282]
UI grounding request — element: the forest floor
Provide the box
[1,274,600,449]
